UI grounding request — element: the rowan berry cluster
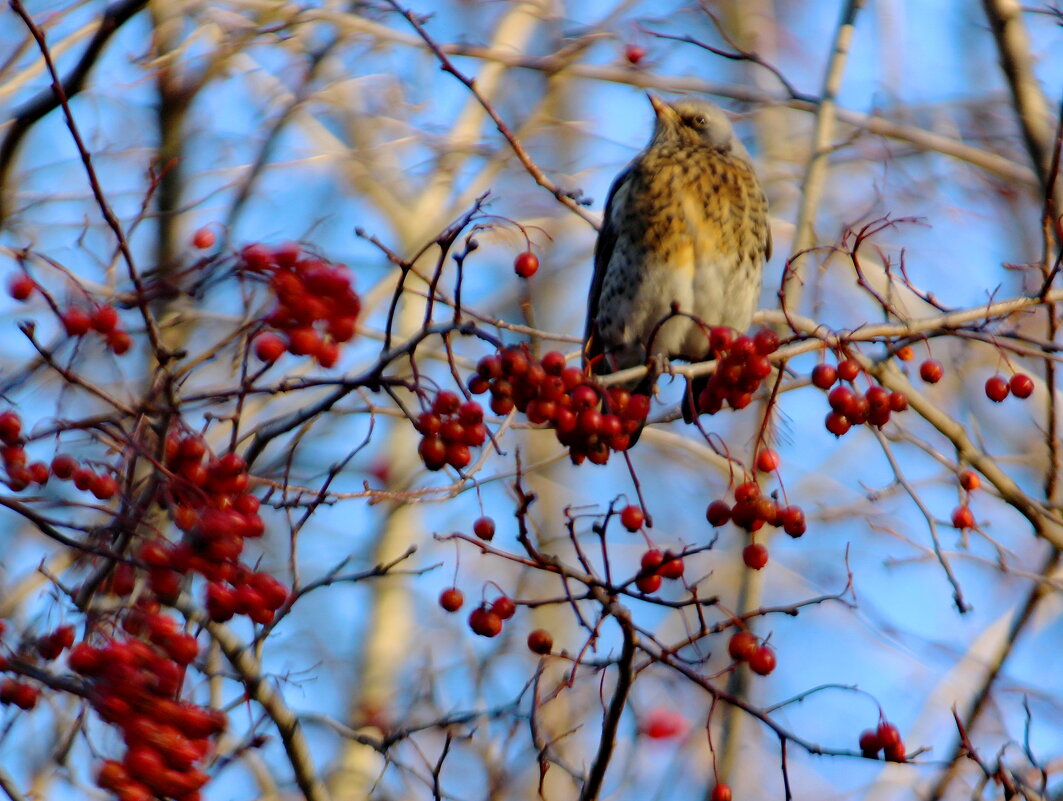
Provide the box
[634,548,685,594]
[240,242,361,368]
[61,303,131,355]
[695,327,779,414]
[705,482,806,572]
[811,358,909,437]
[467,595,516,638]
[72,612,224,800]
[147,433,288,623]
[950,469,981,530]
[0,409,119,495]
[0,678,39,709]
[467,345,649,465]
[415,392,486,471]
[727,630,777,676]
[858,720,906,762]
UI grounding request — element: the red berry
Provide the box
[468,605,502,637]
[439,587,463,612]
[62,306,91,336]
[316,340,340,368]
[106,329,132,355]
[287,327,320,357]
[865,386,890,413]
[755,448,779,472]
[418,436,447,470]
[889,391,909,412]
[837,358,860,382]
[859,729,882,755]
[192,226,216,249]
[491,596,516,620]
[753,327,780,355]
[91,305,119,333]
[541,351,566,375]
[706,499,731,526]
[641,708,687,740]
[240,243,273,271]
[8,274,34,301]
[780,505,806,538]
[254,333,286,362]
[984,375,1009,402]
[884,741,907,762]
[635,573,661,594]
[896,345,914,361]
[527,628,553,654]
[748,644,776,675]
[951,505,974,529]
[0,412,21,445]
[825,411,851,437]
[811,363,837,389]
[640,549,664,572]
[624,43,646,64]
[734,481,759,503]
[742,543,769,570]
[514,251,539,278]
[959,470,980,491]
[619,504,644,531]
[1010,373,1034,398]
[709,326,734,353]
[728,631,758,661]
[876,721,901,748]
[920,359,943,383]
[90,473,118,500]
[658,550,684,579]
[828,386,855,413]
[710,784,732,801]
[445,441,471,469]
[473,516,495,541]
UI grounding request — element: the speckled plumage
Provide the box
[584,96,771,384]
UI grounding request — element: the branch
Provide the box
[0,0,149,216]
[385,1,598,228]
[785,0,867,311]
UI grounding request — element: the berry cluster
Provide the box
[706,482,806,570]
[727,630,777,676]
[241,242,361,368]
[467,595,516,638]
[69,612,224,799]
[0,410,120,495]
[61,303,131,355]
[467,346,649,465]
[704,481,806,571]
[415,392,486,472]
[951,469,981,530]
[696,327,779,415]
[0,678,39,710]
[811,358,908,437]
[858,720,906,762]
[150,432,287,623]
[984,372,1034,402]
[634,548,685,593]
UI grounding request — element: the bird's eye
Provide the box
[691,114,709,129]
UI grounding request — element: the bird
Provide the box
[584,94,771,400]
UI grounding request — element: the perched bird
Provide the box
[584,95,771,393]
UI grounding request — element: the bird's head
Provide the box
[647,94,747,156]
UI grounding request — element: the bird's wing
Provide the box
[584,163,634,371]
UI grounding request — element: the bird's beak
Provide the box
[647,93,668,118]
